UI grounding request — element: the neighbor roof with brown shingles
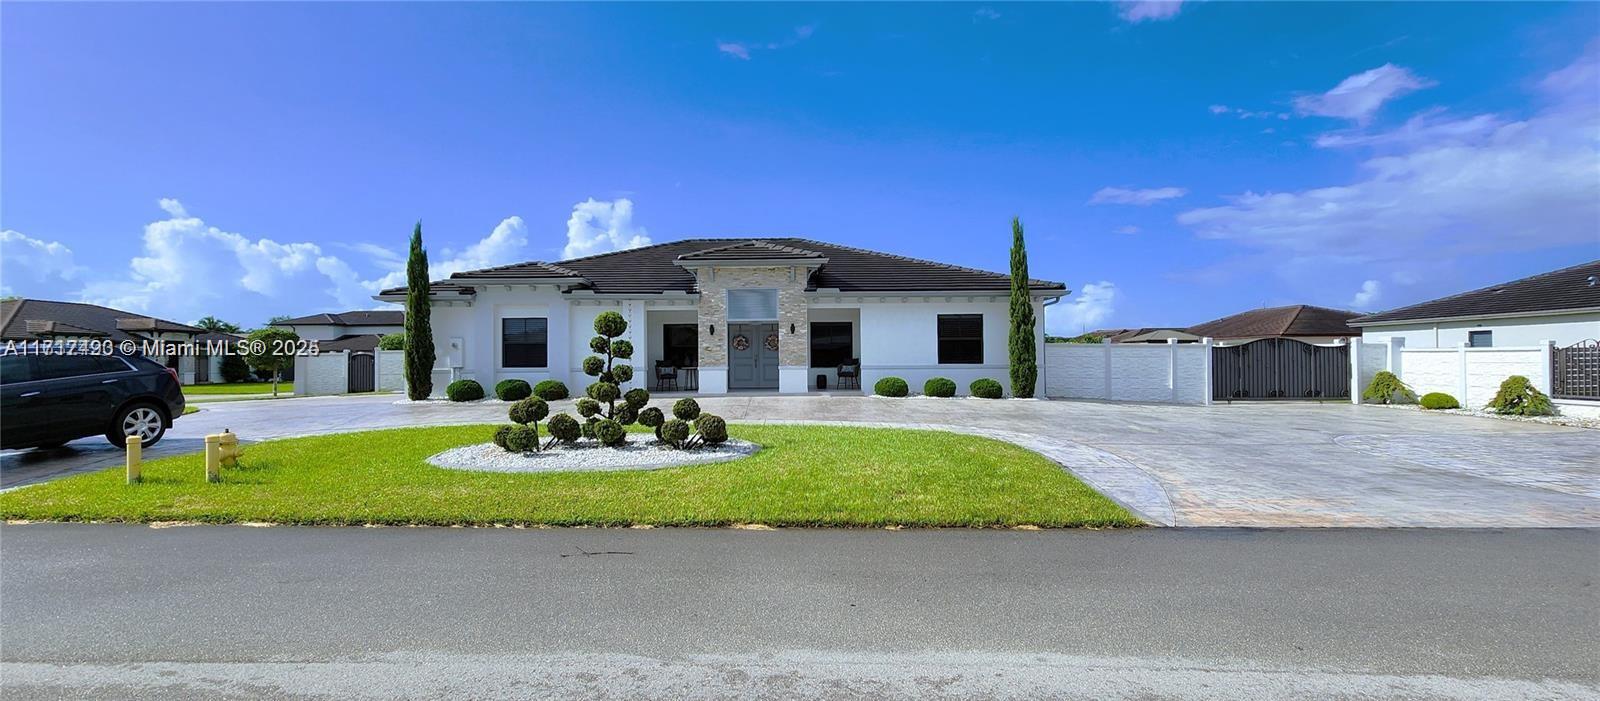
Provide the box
[0,299,206,342]
[1186,305,1362,339]
[274,310,405,326]
[1350,259,1600,325]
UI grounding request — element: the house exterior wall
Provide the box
[855,298,1036,396]
[1358,312,1600,349]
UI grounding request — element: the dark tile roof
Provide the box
[0,299,205,342]
[1350,259,1600,325]
[1187,305,1362,340]
[317,334,384,352]
[675,240,826,262]
[381,237,1065,297]
[275,310,405,326]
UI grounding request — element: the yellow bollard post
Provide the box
[204,434,221,483]
[125,434,142,484]
[220,431,238,468]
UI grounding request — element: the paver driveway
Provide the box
[4,393,1596,527]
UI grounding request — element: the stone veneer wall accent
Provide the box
[694,266,811,367]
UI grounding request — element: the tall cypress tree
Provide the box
[1007,216,1037,398]
[404,222,437,400]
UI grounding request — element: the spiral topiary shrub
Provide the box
[492,425,515,449]
[445,379,485,402]
[578,310,653,429]
[509,397,549,425]
[593,418,626,446]
[1420,392,1460,410]
[1487,375,1554,416]
[660,418,691,447]
[575,398,601,418]
[923,377,956,398]
[673,398,701,421]
[1362,371,1416,405]
[694,414,728,445]
[969,378,1003,399]
[494,379,532,402]
[533,380,568,401]
[546,413,580,444]
[504,425,539,453]
[874,377,909,397]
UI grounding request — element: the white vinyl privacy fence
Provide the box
[1351,337,1556,408]
[294,350,405,397]
[1044,339,1213,405]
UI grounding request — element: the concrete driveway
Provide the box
[4,393,1596,527]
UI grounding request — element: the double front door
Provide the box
[728,323,779,390]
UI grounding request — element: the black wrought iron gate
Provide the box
[1212,338,1349,401]
[347,352,375,393]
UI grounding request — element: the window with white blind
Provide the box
[726,289,778,321]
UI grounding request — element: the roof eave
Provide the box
[1349,305,1600,327]
[673,257,828,268]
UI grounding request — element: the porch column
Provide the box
[777,285,809,394]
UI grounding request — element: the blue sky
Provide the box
[3,1,1597,333]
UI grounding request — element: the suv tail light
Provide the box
[166,367,181,385]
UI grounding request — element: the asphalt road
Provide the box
[2,524,1596,699]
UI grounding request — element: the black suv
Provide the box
[0,353,186,450]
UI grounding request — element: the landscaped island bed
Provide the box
[0,425,1138,528]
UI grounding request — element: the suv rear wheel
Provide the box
[108,403,166,448]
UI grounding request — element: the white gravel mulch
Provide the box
[1366,402,1600,429]
[427,438,760,473]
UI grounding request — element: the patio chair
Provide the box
[655,361,678,391]
[836,359,860,390]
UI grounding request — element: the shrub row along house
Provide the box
[376,238,1066,397]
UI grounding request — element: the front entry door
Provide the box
[728,323,779,390]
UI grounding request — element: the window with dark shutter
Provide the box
[501,318,548,368]
[936,314,983,364]
[810,322,853,368]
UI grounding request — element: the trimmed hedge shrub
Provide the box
[969,378,1003,399]
[923,377,956,398]
[546,413,580,444]
[509,398,549,425]
[533,380,568,401]
[575,398,601,418]
[445,379,484,402]
[1362,371,1416,405]
[874,377,909,397]
[615,406,638,426]
[494,379,532,402]
[492,425,515,449]
[581,418,598,439]
[1420,392,1460,410]
[593,311,628,338]
[593,418,626,446]
[672,398,701,421]
[612,364,634,384]
[586,381,620,404]
[378,333,406,351]
[504,425,540,452]
[1487,375,1554,416]
[624,388,651,409]
[660,418,691,446]
[610,340,634,359]
[581,356,605,377]
[695,414,728,445]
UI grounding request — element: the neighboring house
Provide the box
[272,310,405,352]
[1093,328,1203,344]
[376,238,1066,396]
[0,298,224,384]
[1186,305,1362,345]
[1349,260,1600,349]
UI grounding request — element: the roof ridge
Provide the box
[1355,259,1600,320]
[552,238,738,266]
[781,237,1063,288]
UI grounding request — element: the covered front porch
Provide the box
[640,306,862,395]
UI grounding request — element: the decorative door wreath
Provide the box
[732,335,750,351]
[764,333,780,351]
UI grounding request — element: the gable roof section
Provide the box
[381,237,1066,297]
[1350,259,1600,326]
[275,310,405,326]
[0,299,205,342]
[1187,305,1362,339]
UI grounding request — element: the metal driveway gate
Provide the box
[1212,338,1349,401]
[347,352,375,393]
[1552,339,1600,399]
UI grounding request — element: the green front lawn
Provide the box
[183,382,293,395]
[0,424,1139,528]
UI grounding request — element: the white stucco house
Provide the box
[272,310,405,352]
[376,238,1066,396]
[1349,260,1600,349]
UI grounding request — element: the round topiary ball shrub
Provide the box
[589,335,610,354]
[576,397,601,418]
[694,414,728,445]
[660,418,691,445]
[446,379,485,402]
[593,418,626,446]
[509,397,549,425]
[615,406,638,426]
[505,425,539,452]
[923,377,956,398]
[610,340,634,359]
[611,364,634,384]
[533,380,569,401]
[494,379,532,402]
[672,398,701,421]
[586,382,620,404]
[874,377,909,397]
[581,418,598,439]
[638,406,664,427]
[547,413,580,444]
[581,356,605,377]
[492,424,515,449]
[623,388,650,409]
[593,310,628,338]
[1420,392,1460,410]
[969,378,1003,399]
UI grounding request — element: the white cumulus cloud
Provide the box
[1089,186,1189,206]
[1116,1,1185,23]
[364,216,533,293]
[1293,63,1435,124]
[1350,279,1382,309]
[563,198,652,260]
[1048,281,1118,335]
[0,229,84,295]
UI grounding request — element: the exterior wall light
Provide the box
[708,324,715,336]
